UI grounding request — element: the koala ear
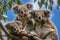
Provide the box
[26,4,33,10]
[44,10,50,18]
[29,11,36,17]
[13,6,18,11]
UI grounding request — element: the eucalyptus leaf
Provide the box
[0,11,3,15]
[58,0,60,5]
[8,2,12,9]
[49,0,54,5]
[0,2,2,6]
[16,0,22,5]
[45,1,48,8]
[0,16,3,20]
[38,2,42,8]
[41,0,45,4]
[34,0,36,2]
[0,14,7,20]
[48,5,52,10]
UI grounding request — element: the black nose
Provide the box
[24,14,27,17]
[38,17,41,20]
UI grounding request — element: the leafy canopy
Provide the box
[0,0,60,20]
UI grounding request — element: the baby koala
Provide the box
[13,4,33,28]
[5,21,23,36]
[28,10,58,40]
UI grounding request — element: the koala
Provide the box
[29,10,58,40]
[5,21,23,36]
[13,4,39,37]
[13,4,33,28]
[13,4,36,33]
[25,18,36,32]
[5,21,39,40]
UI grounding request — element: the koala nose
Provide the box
[24,14,27,17]
[38,17,41,20]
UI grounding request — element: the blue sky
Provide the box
[1,0,60,40]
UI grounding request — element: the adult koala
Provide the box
[28,10,58,40]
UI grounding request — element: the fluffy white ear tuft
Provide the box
[44,10,51,18]
[12,5,18,11]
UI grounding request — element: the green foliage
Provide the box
[37,0,60,11]
[58,0,60,5]
[38,0,54,10]
[0,0,22,20]
[16,0,21,5]
[41,0,45,4]
[45,1,48,8]
[38,1,42,8]
[49,0,54,5]
[0,0,60,20]
[48,4,52,10]
[0,15,7,21]
[34,0,36,2]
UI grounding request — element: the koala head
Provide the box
[5,21,23,34]
[29,10,50,22]
[13,4,33,17]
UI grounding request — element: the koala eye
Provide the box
[38,16,41,20]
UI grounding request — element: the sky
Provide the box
[1,0,60,40]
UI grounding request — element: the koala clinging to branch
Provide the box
[13,4,37,33]
[5,21,23,35]
[13,4,58,40]
[13,4,39,37]
[28,10,58,40]
[5,21,40,40]
[13,4,33,28]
